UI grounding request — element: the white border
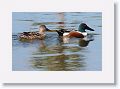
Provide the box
[0,0,114,83]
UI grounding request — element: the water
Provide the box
[12,12,102,71]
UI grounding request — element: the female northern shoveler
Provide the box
[56,23,94,38]
[19,25,50,40]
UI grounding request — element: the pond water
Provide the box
[12,12,102,71]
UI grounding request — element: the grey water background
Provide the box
[12,12,102,71]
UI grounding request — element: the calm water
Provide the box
[12,12,102,71]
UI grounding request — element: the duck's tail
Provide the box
[56,29,72,36]
[56,30,64,36]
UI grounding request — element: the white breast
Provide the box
[63,33,69,36]
[81,32,87,36]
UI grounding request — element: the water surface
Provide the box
[12,12,102,71]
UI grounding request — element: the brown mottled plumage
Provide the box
[19,25,49,40]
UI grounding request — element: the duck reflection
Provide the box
[31,54,85,71]
[30,37,86,71]
[30,33,95,71]
[38,39,64,54]
[79,34,94,47]
[58,34,94,47]
[38,37,83,54]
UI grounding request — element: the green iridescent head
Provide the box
[78,23,94,32]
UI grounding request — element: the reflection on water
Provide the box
[12,12,102,71]
[79,34,94,47]
[30,35,93,71]
[31,54,85,71]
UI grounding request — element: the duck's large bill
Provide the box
[86,25,94,31]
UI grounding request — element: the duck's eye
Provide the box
[83,24,86,26]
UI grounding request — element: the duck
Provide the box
[19,25,50,40]
[56,23,94,38]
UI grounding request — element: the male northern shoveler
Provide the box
[19,25,50,40]
[56,23,94,38]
